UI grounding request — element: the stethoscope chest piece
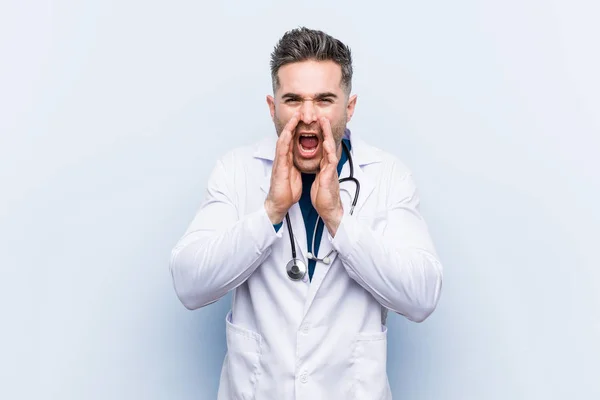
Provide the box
[286,258,307,281]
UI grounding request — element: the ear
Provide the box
[266,95,276,120]
[346,94,357,122]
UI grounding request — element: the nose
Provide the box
[300,100,318,125]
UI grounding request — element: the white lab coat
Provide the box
[170,131,443,400]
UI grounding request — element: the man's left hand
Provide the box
[311,117,344,237]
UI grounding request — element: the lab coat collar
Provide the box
[255,128,381,213]
[254,128,381,216]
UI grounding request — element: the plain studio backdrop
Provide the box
[1,1,598,399]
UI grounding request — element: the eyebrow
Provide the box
[281,92,338,100]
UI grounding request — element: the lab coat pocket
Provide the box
[225,311,263,400]
[351,325,390,400]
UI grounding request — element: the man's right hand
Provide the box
[264,112,302,225]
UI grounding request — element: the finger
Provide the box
[276,112,300,157]
[320,117,338,167]
[320,116,332,143]
[320,117,336,163]
[273,113,300,178]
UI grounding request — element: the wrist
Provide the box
[264,199,285,225]
[323,203,344,237]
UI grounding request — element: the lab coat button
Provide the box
[301,324,309,334]
[300,372,308,383]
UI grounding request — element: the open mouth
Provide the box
[297,133,320,158]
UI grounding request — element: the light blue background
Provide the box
[1,1,599,399]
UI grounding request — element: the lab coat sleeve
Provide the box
[169,155,282,310]
[330,163,443,322]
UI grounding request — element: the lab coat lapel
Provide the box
[300,135,380,318]
[301,222,336,316]
[346,135,378,215]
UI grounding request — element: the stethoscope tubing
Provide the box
[285,140,359,279]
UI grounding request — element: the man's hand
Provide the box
[311,117,344,236]
[264,112,302,224]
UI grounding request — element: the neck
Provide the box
[336,141,344,160]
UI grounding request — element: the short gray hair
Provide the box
[270,27,353,95]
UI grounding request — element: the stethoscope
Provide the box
[285,140,360,281]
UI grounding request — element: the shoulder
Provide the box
[352,136,413,179]
[216,135,274,170]
[352,137,420,206]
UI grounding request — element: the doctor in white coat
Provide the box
[170,27,443,399]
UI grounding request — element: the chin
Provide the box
[294,158,321,174]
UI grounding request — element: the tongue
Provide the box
[300,136,318,149]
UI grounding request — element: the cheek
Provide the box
[321,105,345,120]
[276,106,296,123]
[323,110,346,130]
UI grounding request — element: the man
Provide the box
[170,27,443,399]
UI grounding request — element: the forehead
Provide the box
[276,60,343,96]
